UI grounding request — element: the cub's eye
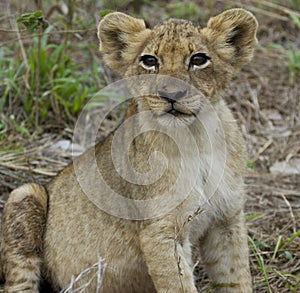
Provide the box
[140,55,158,68]
[189,53,210,68]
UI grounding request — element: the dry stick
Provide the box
[0,28,26,32]
[0,29,95,47]
[0,162,57,176]
[247,6,290,21]
[252,139,273,162]
[35,26,42,130]
[0,143,53,163]
[228,0,290,21]
[280,194,297,234]
[251,0,300,18]
[173,225,185,293]
[34,0,44,129]
[39,156,69,167]
[0,180,16,190]
[173,207,205,292]
[174,207,205,245]
[249,184,300,197]
[0,28,93,33]
[61,258,107,293]
[192,260,200,274]
[246,82,261,124]
[0,14,18,22]
[96,257,107,293]
[8,13,30,90]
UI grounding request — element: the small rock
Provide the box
[270,159,300,175]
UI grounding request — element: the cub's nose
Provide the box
[158,89,187,103]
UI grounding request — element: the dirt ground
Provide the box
[0,0,299,292]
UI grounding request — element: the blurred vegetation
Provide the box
[1,0,300,135]
[0,0,104,134]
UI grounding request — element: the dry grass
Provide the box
[61,257,107,293]
[0,0,300,292]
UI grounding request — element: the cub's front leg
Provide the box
[199,211,252,293]
[139,218,198,293]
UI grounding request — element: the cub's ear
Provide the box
[98,12,151,74]
[203,8,258,69]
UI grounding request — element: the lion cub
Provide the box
[0,8,257,293]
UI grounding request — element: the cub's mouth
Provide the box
[165,102,194,117]
[145,94,199,121]
[142,89,203,125]
[145,96,199,127]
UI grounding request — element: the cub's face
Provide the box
[98,9,257,125]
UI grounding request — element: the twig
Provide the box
[0,29,95,47]
[248,183,300,197]
[247,6,289,21]
[228,0,290,21]
[173,207,204,292]
[0,28,26,32]
[251,0,300,18]
[35,26,42,129]
[173,227,184,293]
[192,260,200,273]
[252,139,273,162]
[7,7,30,90]
[96,257,107,293]
[61,258,107,293]
[0,162,57,176]
[280,194,297,234]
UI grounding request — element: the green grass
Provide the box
[287,14,300,83]
[289,0,300,10]
[0,47,19,112]
[249,236,272,292]
[249,229,300,292]
[0,10,101,133]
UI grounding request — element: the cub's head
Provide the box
[98,9,257,125]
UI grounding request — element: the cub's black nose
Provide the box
[158,89,187,103]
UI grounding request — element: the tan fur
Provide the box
[0,9,258,292]
[1,184,47,292]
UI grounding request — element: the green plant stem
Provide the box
[248,236,272,293]
[34,0,44,130]
[35,26,42,130]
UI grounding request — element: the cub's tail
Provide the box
[0,183,48,292]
